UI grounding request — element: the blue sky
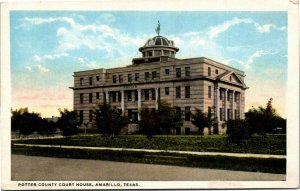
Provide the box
[10,11,287,117]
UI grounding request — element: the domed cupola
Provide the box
[139,21,179,58]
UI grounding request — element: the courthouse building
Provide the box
[71,27,248,134]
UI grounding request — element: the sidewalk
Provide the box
[12,143,286,159]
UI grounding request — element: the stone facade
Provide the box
[71,35,247,134]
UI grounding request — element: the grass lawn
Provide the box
[12,134,286,155]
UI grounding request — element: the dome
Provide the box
[139,35,179,58]
[144,36,172,47]
[141,36,178,50]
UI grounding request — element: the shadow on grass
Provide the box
[12,145,286,174]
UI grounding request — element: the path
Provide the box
[12,155,286,181]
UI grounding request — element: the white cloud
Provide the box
[26,66,33,72]
[36,64,50,73]
[100,13,116,23]
[33,53,69,62]
[33,55,41,62]
[55,21,144,58]
[76,57,99,69]
[208,18,252,39]
[255,23,286,33]
[207,17,286,39]
[26,64,50,73]
[22,16,75,26]
[226,50,267,69]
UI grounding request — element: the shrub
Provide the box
[226,119,252,144]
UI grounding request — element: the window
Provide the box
[220,108,223,121]
[112,92,116,102]
[220,90,223,100]
[230,76,232,81]
[128,91,132,101]
[227,91,230,101]
[185,107,191,121]
[79,110,83,123]
[89,77,93,85]
[154,50,161,56]
[135,73,139,81]
[185,86,190,98]
[227,109,231,120]
[135,90,138,101]
[80,93,84,104]
[96,76,100,81]
[208,86,211,98]
[170,51,175,57]
[80,78,84,86]
[152,71,157,80]
[185,67,191,77]
[145,72,150,81]
[144,89,149,100]
[89,110,93,122]
[165,69,170,75]
[176,86,181,98]
[148,51,153,57]
[208,106,212,115]
[208,67,211,76]
[96,92,100,99]
[128,74,132,82]
[234,109,238,119]
[165,87,169,95]
[215,69,218,75]
[118,92,121,102]
[119,75,123,83]
[151,89,155,100]
[89,93,92,103]
[163,50,169,56]
[185,128,190,135]
[113,75,117,83]
[176,68,181,77]
[175,107,181,117]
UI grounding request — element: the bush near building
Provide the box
[93,102,128,137]
[245,98,286,136]
[57,109,79,136]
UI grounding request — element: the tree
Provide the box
[11,108,41,136]
[37,119,57,136]
[226,119,252,144]
[245,98,285,136]
[93,102,128,137]
[57,109,79,136]
[139,109,159,140]
[156,100,183,134]
[191,109,214,135]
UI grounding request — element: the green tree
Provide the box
[226,119,252,144]
[57,109,79,136]
[11,108,41,136]
[245,98,285,136]
[37,119,57,136]
[93,102,128,137]
[156,100,183,134]
[139,109,159,140]
[191,109,214,135]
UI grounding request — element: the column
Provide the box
[231,90,235,120]
[215,86,220,121]
[224,89,228,121]
[238,92,241,119]
[121,90,125,115]
[155,87,159,110]
[105,91,109,104]
[138,89,141,120]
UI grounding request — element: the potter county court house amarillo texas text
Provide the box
[70,31,248,135]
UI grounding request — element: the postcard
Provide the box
[1,0,299,189]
